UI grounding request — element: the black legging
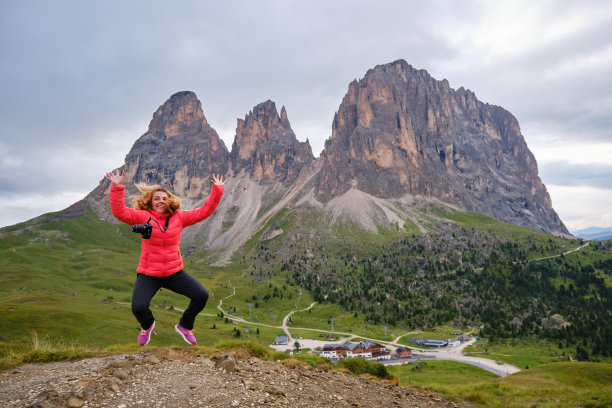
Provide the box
[131,270,209,330]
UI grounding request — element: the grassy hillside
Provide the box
[0,208,292,366]
[239,206,612,361]
[3,204,611,358]
[1,203,611,408]
[389,361,612,408]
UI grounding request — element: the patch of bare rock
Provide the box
[0,349,468,407]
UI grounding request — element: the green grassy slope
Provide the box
[1,204,611,408]
[390,361,612,408]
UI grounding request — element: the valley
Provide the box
[1,59,611,407]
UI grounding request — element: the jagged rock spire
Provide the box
[230,100,314,183]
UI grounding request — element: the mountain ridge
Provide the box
[573,226,612,241]
[18,60,569,260]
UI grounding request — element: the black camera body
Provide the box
[132,223,153,239]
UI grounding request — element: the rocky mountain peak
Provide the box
[147,91,209,138]
[230,100,314,183]
[315,59,568,235]
[252,100,284,130]
[104,92,229,199]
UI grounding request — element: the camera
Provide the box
[132,223,153,239]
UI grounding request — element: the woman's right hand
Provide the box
[105,169,125,186]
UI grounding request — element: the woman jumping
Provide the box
[105,169,225,346]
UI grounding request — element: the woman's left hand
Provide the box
[212,174,226,186]
[105,169,125,186]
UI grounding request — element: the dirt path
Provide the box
[216,282,236,315]
[529,242,589,262]
[280,302,318,342]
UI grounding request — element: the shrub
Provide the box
[296,354,328,368]
[337,358,390,379]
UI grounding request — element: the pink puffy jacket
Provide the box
[109,184,223,277]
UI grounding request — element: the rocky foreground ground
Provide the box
[0,349,469,408]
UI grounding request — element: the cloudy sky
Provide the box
[1,0,611,232]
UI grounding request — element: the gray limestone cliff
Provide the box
[230,100,314,183]
[314,60,567,235]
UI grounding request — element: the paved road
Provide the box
[387,338,521,377]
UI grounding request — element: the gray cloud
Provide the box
[539,162,612,189]
[1,0,611,228]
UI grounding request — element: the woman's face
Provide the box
[152,191,169,213]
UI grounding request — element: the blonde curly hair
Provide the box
[130,184,181,215]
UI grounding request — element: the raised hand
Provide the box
[105,169,125,186]
[211,174,226,186]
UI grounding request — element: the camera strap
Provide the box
[146,214,171,233]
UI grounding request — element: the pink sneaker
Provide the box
[138,321,155,346]
[175,324,196,345]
